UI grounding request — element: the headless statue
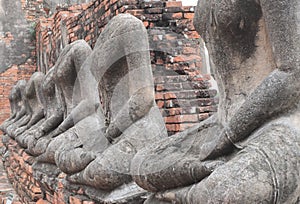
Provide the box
[35,40,93,164]
[63,14,167,190]
[14,72,46,147]
[56,14,167,190]
[36,14,167,192]
[131,0,300,203]
[0,82,24,133]
[22,67,64,156]
[6,77,40,139]
[4,80,27,137]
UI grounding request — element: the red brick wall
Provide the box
[0,0,48,126]
[0,59,37,126]
[1,136,97,204]
[2,139,42,204]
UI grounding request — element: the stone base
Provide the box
[68,182,147,204]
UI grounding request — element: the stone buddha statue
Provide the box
[131,0,300,203]
[0,81,24,133]
[6,72,45,139]
[35,14,167,195]
[14,72,46,147]
[35,39,93,164]
[58,14,168,191]
[4,80,28,137]
[22,67,64,156]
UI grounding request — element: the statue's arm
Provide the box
[26,108,44,128]
[13,105,27,122]
[40,110,64,134]
[51,99,99,137]
[48,41,92,137]
[105,86,154,141]
[54,61,99,135]
[16,114,31,127]
[204,0,300,159]
[8,112,17,120]
[226,70,298,141]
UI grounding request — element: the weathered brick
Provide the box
[197,106,218,113]
[185,31,200,39]
[155,93,164,100]
[182,81,210,90]
[162,12,182,20]
[140,1,163,9]
[156,100,165,108]
[165,1,182,8]
[165,124,179,132]
[198,113,210,121]
[143,21,149,27]
[156,83,183,91]
[165,114,198,124]
[145,8,163,14]
[83,201,95,204]
[165,107,197,116]
[184,12,194,19]
[69,196,82,204]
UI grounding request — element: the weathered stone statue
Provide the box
[35,14,167,197]
[131,0,300,203]
[35,40,92,164]
[5,72,46,140]
[14,72,46,147]
[0,81,24,133]
[22,67,64,156]
[4,87,21,124]
[59,14,167,191]
[3,80,28,137]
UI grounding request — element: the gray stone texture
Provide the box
[15,72,45,141]
[131,0,300,203]
[36,39,93,164]
[2,0,300,202]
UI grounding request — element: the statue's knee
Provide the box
[186,152,275,203]
[43,137,65,162]
[77,156,131,190]
[16,133,28,148]
[34,137,51,155]
[131,155,158,192]
[55,148,95,174]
